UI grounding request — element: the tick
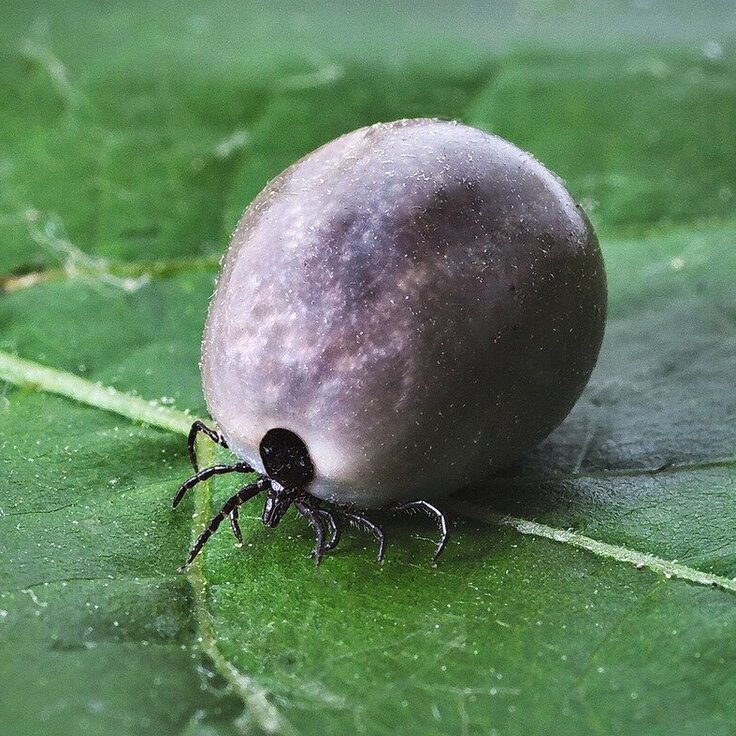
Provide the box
[173,118,606,567]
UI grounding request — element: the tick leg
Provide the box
[315,509,341,552]
[340,511,386,564]
[188,420,232,472]
[172,462,254,508]
[181,479,267,569]
[295,501,326,566]
[393,500,449,566]
[229,506,243,545]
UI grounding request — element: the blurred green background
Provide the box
[1,2,735,735]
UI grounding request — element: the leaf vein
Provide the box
[449,500,736,594]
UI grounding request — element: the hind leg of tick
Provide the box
[390,500,449,566]
[344,510,387,563]
[275,499,448,568]
[292,501,449,567]
[315,508,341,552]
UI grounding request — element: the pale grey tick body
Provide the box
[174,118,606,566]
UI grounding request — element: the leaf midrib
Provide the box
[187,442,291,735]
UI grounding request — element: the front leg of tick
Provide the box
[187,420,232,472]
[172,461,254,508]
[180,478,269,569]
[229,506,243,545]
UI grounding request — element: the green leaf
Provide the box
[2,4,736,735]
[467,51,736,232]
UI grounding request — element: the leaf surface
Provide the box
[1,3,735,735]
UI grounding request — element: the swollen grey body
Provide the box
[202,119,606,508]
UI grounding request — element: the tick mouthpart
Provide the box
[261,486,294,528]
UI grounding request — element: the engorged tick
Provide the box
[173,118,607,567]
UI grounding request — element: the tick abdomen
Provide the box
[202,119,606,507]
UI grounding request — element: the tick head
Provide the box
[259,427,315,489]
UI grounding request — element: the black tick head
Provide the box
[259,428,315,488]
[258,428,315,529]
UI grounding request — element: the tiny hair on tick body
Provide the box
[172,118,607,567]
